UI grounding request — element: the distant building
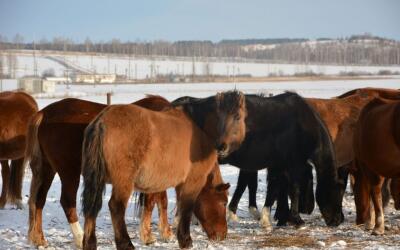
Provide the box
[18,77,56,94]
[72,74,116,83]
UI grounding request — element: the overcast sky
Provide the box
[1,0,399,42]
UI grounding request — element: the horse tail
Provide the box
[81,115,107,220]
[24,112,43,232]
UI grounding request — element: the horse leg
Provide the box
[227,170,249,222]
[139,193,156,244]
[274,175,290,226]
[0,160,10,208]
[28,161,55,247]
[260,171,275,232]
[287,179,305,228]
[109,184,134,250]
[9,158,25,209]
[370,174,385,235]
[156,191,173,241]
[247,171,260,220]
[176,172,208,249]
[353,161,371,227]
[59,174,83,248]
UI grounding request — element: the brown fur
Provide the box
[307,88,400,169]
[81,91,246,249]
[25,96,170,247]
[0,91,38,208]
[353,98,400,235]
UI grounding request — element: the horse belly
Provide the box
[133,147,191,193]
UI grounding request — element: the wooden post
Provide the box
[107,92,112,105]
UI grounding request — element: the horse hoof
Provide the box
[178,237,193,249]
[249,206,260,220]
[15,199,24,210]
[259,207,273,232]
[29,234,48,248]
[160,228,173,242]
[295,224,307,230]
[372,228,384,236]
[365,223,375,231]
[227,210,239,222]
[140,233,156,245]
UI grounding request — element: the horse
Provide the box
[81,90,246,249]
[173,92,345,230]
[228,88,400,226]
[139,162,230,245]
[26,95,232,248]
[353,98,400,235]
[0,91,38,209]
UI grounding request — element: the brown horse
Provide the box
[26,96,172,247]
[139,162,229,245]
[26,96,230,248]
[353,98,400,235]
[0,91,38,209]
[81,91,246,249]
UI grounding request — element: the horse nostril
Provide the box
[216,143,227,152]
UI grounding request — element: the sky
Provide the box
[0,0,399,43]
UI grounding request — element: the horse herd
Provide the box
[0,87,399,249]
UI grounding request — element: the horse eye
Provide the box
[234,114,241,121]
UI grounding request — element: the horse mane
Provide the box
[216,90,243,115]
[336,89,360,99]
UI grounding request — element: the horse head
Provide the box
[194,165,230,241]
[214,91,247,158]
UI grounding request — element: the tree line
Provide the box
[1,33,399,66]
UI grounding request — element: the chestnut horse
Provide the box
[0,91,38,209]
[353,98,400,235]
[26,96,230,248]
[139,162,230,245]
[81,91,246,249]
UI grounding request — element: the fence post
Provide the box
[107,92,112,105]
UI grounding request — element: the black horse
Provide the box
[173,92,345,229]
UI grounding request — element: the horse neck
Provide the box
[182,97,218,140]
[208,164,223,187]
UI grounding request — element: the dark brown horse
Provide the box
[0,91,38,209]
[228,88,400,226]
[353,98,400,235]
[81,91,246,249]
[26,96,175,248]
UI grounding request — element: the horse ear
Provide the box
[216,183,230,192]
[239,93,245,107]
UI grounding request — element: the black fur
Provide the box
[219,92,343,226]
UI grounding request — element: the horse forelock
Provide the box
[216,90,244,116]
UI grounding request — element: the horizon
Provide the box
[1,0,399,43]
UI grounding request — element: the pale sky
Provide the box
[1,0,399,42]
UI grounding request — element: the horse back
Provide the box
[0,91,38,159]
[99,104,216,192]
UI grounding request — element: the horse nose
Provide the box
[216,143,227,152]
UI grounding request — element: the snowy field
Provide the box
[1,79,400,249]
[3,51,400,79]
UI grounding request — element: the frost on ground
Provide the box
[1,79,400,249]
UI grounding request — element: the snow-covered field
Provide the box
[1,79,400,249]
[3,51,400,79]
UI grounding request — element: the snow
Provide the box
[3,51,400,79]
[1,79,400,249]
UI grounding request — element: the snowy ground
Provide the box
[3,50,400,78]
[1,79,400,249]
